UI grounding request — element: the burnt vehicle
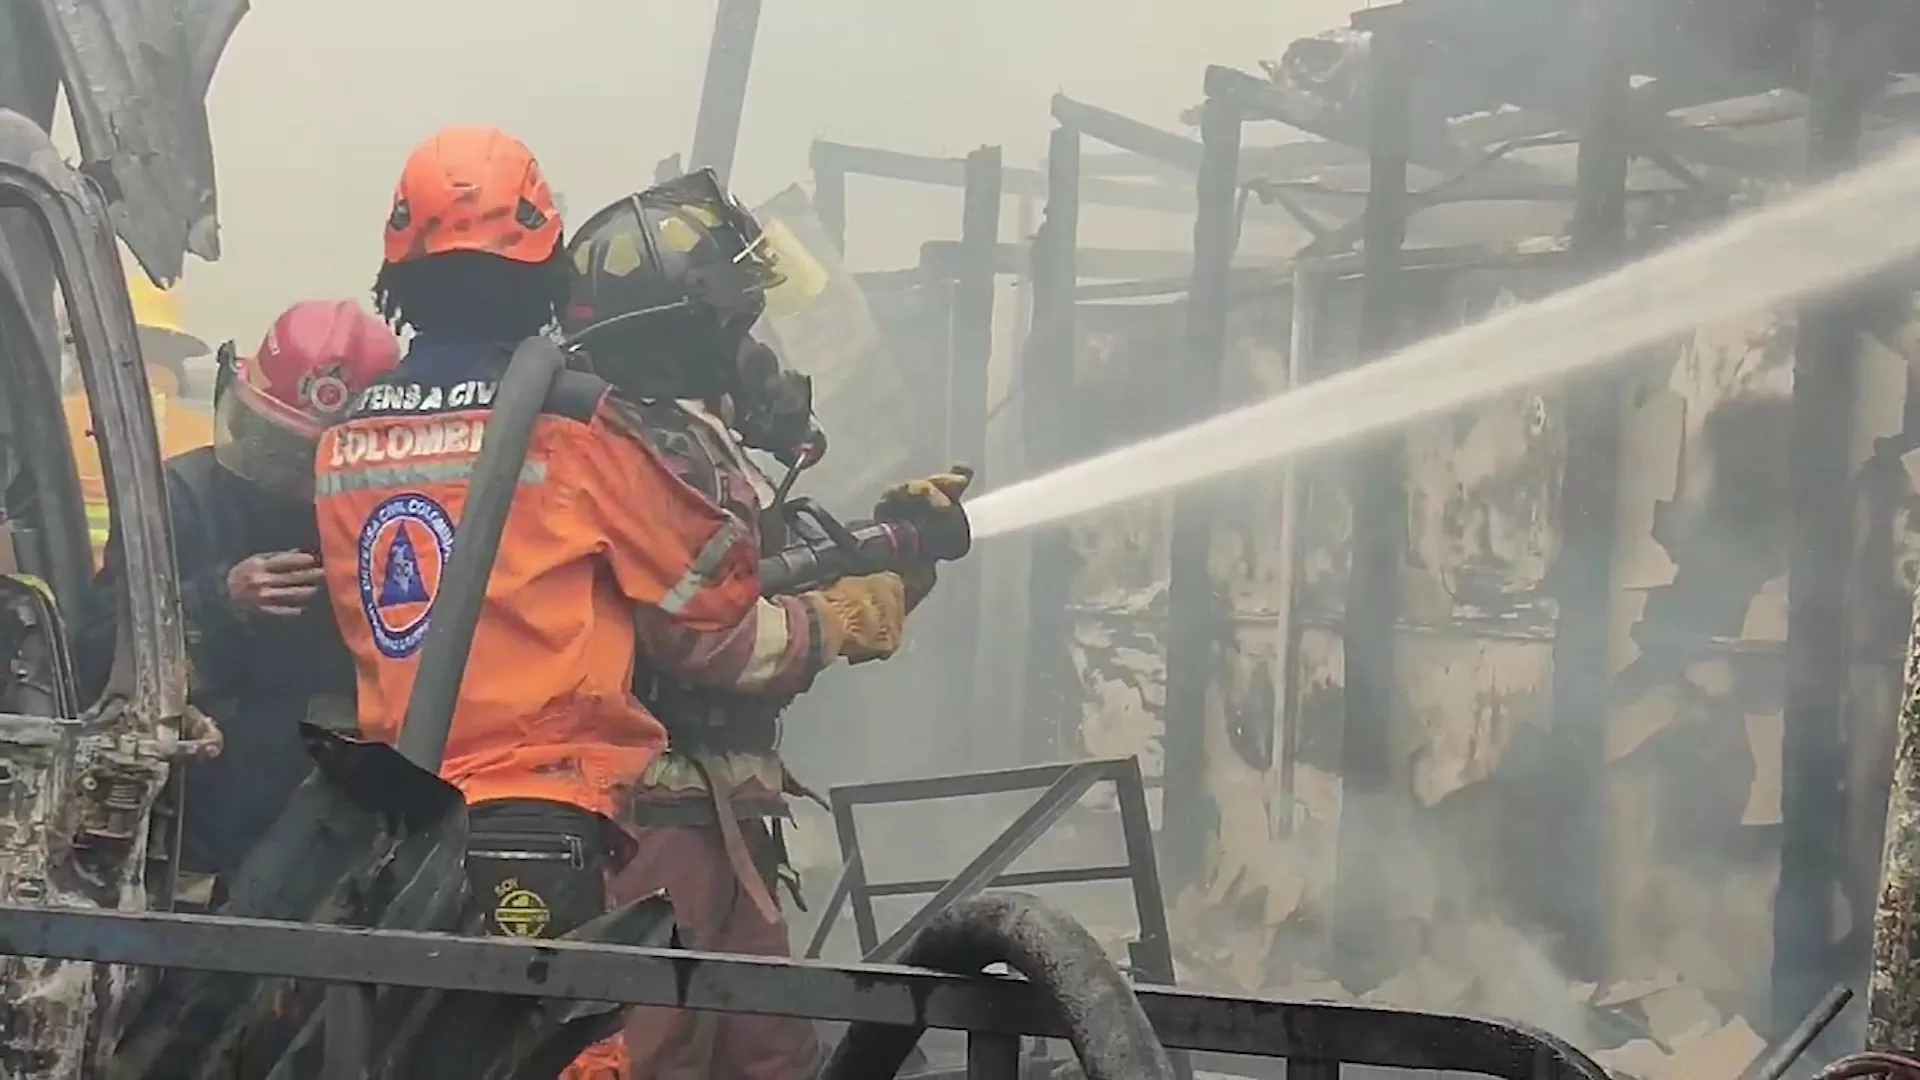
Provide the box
[0,105,194,1076]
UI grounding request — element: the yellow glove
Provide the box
[874,467,973,520]
[809,572,907,664]
[874,466,973,610]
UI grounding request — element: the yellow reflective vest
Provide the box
[66,375,216,566]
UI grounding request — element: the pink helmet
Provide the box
[214,299,400,496]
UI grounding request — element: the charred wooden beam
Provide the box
[1161,68,1246,896]
[939,146,1002,762]
[1543,0,1632,985]
[1083,148,1196,179]
[1330,5,1413,995]
[919,240,1274,282]
[807,139,1193,214]
[1019,126,1082,764]
[813,162,848,254]
[1208,59,1547,185]
[687,0,763,185]
[1051,94,1206,172]
[1050,92,1371,180]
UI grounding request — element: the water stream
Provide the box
[966,136,1920,539]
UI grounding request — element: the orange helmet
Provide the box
[383,126,562,266]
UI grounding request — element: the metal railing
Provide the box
[0,903,1612,1080]
[804,758,1171,970]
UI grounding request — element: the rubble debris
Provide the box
[1166,950,1770,1080]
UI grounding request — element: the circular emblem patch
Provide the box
[298,362,351,417]
[306,373,350,415]
[356,493,456,660]
[493,881,552,938]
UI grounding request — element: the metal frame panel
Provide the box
[804,758,1172,977]
[0,902,1613,1080]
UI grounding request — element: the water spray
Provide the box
[966,136,1920,540]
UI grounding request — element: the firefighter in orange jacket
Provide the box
[560,173,966,1079]
[311,127,909,1080]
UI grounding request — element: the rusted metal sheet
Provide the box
[1240,257,1579,993]
[1054,291,1300,986]
[1289,258,1575,809]
[31,0,248,280]
[1603,305,1799,1006]
[1061,301,1180,783]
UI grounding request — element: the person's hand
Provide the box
[227,551,326,617]
[808,572,907,664]
[874,466,973,612]
[873,466,973,522]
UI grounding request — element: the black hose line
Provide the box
[818,892,1175,1080]
[396,336,565,771]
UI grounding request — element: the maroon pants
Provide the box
[608,821,824,1080]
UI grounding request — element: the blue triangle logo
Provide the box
[378,525,431,607]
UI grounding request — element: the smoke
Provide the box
[164,3,1910,1071]
[179,0,1343,338]
[1168,780,1605,1051]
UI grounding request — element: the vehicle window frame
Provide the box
[0,117,188,726]
[0,257,91,606]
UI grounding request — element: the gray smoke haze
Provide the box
[151,1,1812,1066]
[173,0,1353,339]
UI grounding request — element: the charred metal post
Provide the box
[1330,8,1412,992]
[0,1,63,367]
[1019,125,1082,763]
[1798,0,1889,1046]
[1844,0,1920,1053]
[943,146,1002,755]
[1162,69,1244,892]
[815,163,849,254]
[1543,0,1632,983]
[808,141,850,253]
[686,0,763,185]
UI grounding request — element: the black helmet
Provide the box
[562,169,784,399]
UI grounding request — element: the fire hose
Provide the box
[819,892,1177,1080]
[757,481,973,597]
[1814,1053,1920,1080]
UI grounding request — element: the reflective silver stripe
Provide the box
[735,599,794,689]
[315,460,547,497]
[659,516,746,616]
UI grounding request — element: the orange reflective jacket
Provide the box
[312,342,761,815]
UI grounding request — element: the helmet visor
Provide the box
[756,217,829,317]
[213,374,322,500]
[649,170,787,299]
